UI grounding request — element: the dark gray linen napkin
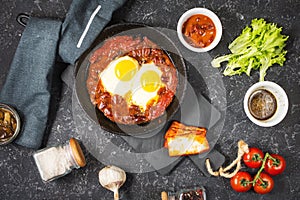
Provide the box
[59,0,126,64]
[0,18,62,148]
[0,0,127,149]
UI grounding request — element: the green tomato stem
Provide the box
[252,152,270,186]
[268,154,280,165]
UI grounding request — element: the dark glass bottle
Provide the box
[161,186,206,200]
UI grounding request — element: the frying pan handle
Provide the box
[16,13,30,27]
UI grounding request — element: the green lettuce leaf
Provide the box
[211,18,288,81]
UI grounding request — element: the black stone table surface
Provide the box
[0,0,299,199]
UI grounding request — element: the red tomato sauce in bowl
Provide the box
[182,14,216,48]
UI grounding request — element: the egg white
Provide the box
[100,57,164,111]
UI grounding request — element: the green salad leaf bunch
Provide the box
[211,18,288,81]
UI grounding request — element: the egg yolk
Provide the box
[140,70,161,92]
[115,59,137,81]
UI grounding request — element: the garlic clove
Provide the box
[99,165,126,200]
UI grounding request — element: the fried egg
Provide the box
[99,56,139,97]
[131,63,163,110]
[99,56,164,111]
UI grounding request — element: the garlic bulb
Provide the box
[99,165,126,200]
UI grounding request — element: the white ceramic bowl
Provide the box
[177,8,222,52]
[243,81,289,127]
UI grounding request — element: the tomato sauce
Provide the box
[182,14,216,48]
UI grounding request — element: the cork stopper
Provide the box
[69,138,86,167]
[161,191,168,200]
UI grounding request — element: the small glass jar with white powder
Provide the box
[33,138,86,182]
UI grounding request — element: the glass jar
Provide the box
[0,103,21,145]
[33,138,86,182]
[161,187,206,200]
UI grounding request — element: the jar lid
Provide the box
[69,138,86,167]
[161,191,168,200]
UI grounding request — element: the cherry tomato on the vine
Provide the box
[254,172,274,194]
[230,171,253,192]
[264,154,286,176]
[243,147,264,168]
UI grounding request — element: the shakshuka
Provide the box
[86,35,178,124]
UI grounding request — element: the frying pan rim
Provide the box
[74,22,188,135]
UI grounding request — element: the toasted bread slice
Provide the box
[165,121,210,156]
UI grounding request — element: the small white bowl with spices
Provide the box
[177,8,222,52]
[0,103,21,145]
[243,81,289,127]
